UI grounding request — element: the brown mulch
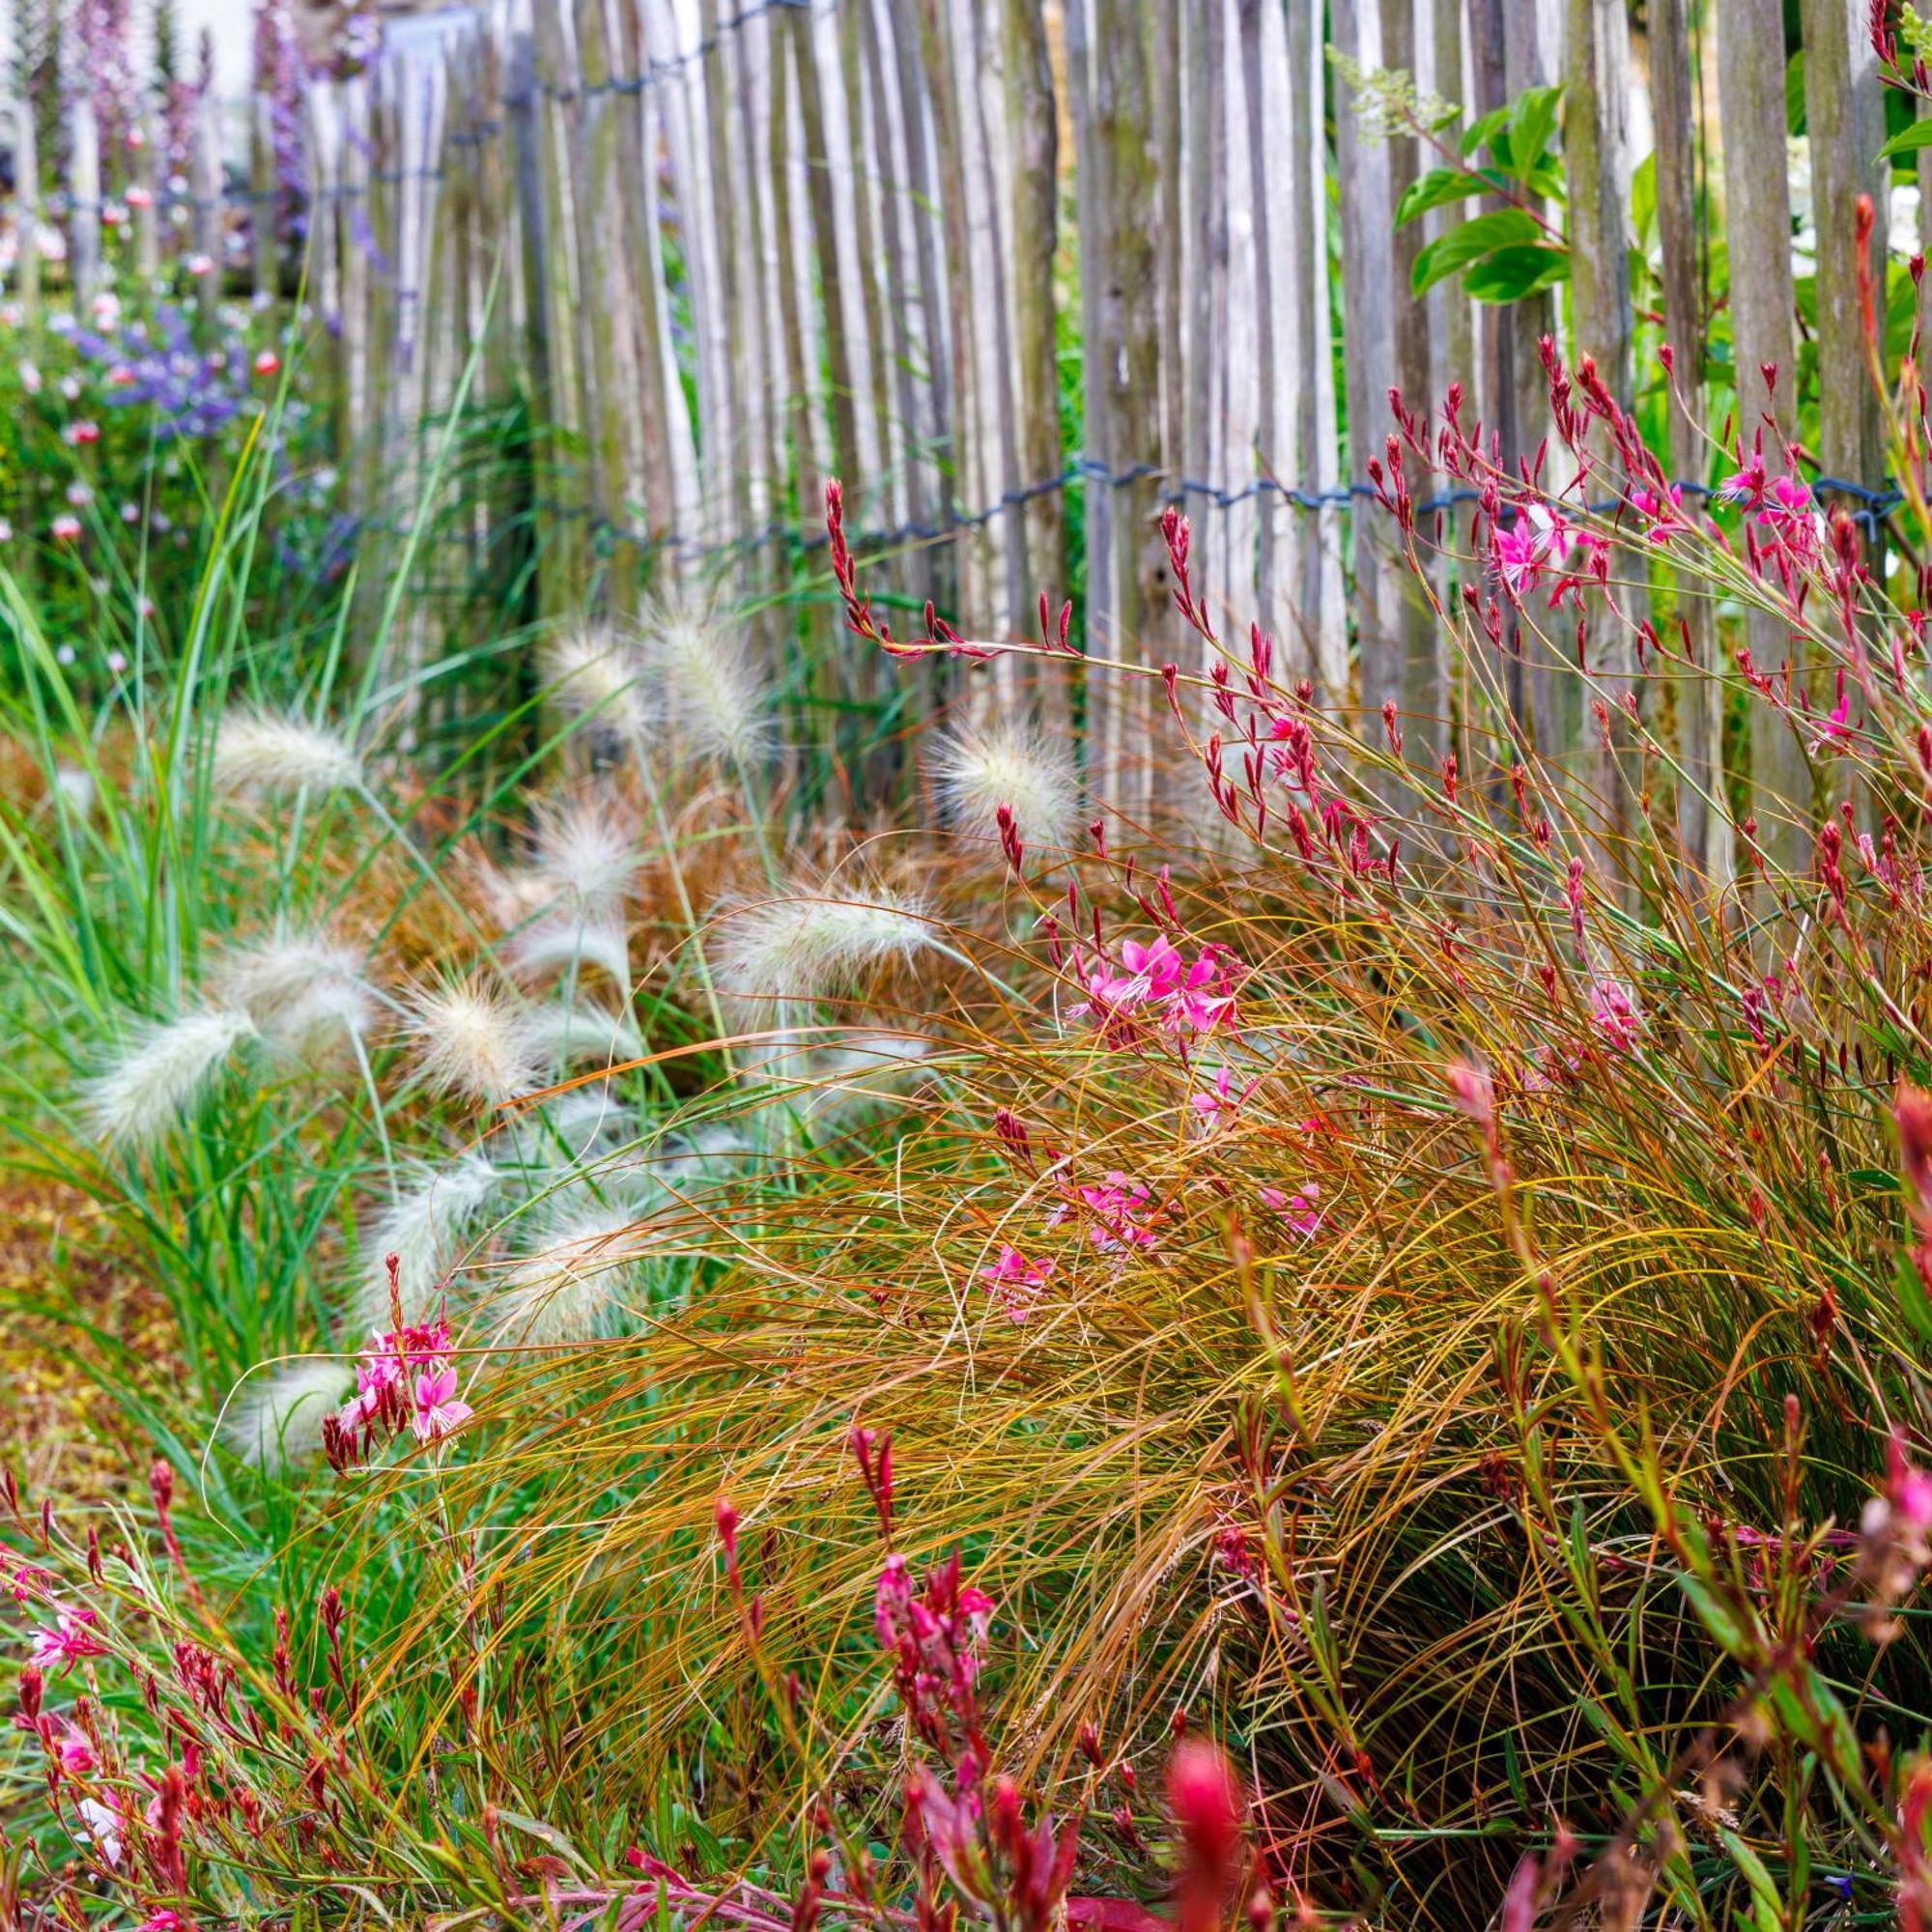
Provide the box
[0,1177,173,1496]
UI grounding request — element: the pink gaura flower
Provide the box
[253,349,281,378]
[1491,502,1566,596]
[1069,935,1241,1048]
[1807,669,1855,754]
[55,1720,95,1775]
[63,420,99,447]
[980,1243,1052,1322]
[1190,1065,1243,1125]
[1589,980,1640,1055]
[1260,1182,1324,1241]
[30,1607,108,1676]
[1064,1173,1163,1255]
[49,514,81,542]
[410,1364,472,1444]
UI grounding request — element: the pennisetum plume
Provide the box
[224,1358,355,1473]
[212,709,363,799]
[931,720,1082,848]
[404,978,540,1104]
[87,1007,259,1147]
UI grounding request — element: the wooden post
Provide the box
[1380,0,1443,775]
[859,0,936,614]
[1801,0,1886,556]
[1651,0,1729,885]
[133,104,161,280]
[609,0,678,557]
[1095,0,1160,818]
[1289,0,1346,696]
[14,94,41,327]
[251,94,278,302]
[71,97,101,306]
[1717,0,1806,872]
[1564,0,1635,887]
[1333,0,1398,745]
[1065,0,1114,775]
[190,90,222,336]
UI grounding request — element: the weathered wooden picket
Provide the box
[5,2,1901,853]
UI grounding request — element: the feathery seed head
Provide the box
[509,916,633,989]
[226,1358,355,1472]
[406,979,539,1103]
[529,795,641,917]
[213,709,361,798]
[494,1207,642,1346]
[216,931,373,1058]
[541,623,654,744]
[636,592,770,766]
[354,1153,499,1328]
[932,721,1082,845]
[712,875,935,1016]
[526,999,644,1069]
[88,1007,258,1146]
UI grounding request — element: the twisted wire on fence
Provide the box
[501,462,1907,574]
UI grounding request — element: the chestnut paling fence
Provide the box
[6,0,1910,851]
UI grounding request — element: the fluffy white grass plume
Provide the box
[354,1152,499,1327]
[932,721,1081,846]
[216,932,373,1058]
[509,917,632,989]
[225,1358,353,1472]
[712,874,935,1017]
[52,764,95,817]
[213,710,362,798]
[527,1000,644,1068]
[541,624,653,744]
[492,1206,642,1346]
[89,1007,258,1146]
[405,979,539,1102]
[528,795,640,917]
[637,593,769,766]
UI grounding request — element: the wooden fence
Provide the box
[6,2,1906,850]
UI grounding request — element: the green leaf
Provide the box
[1880,116,1932,162]
[1394,166,1486,227]
[1895,1250,1932,1350]
[1785,49,1806,137]
[1509,84,1564,179]
[1411,209,1543,295]
[1676,1572,1752,1659]
[1463,243,1570,302]
[1460,104,1511,159]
